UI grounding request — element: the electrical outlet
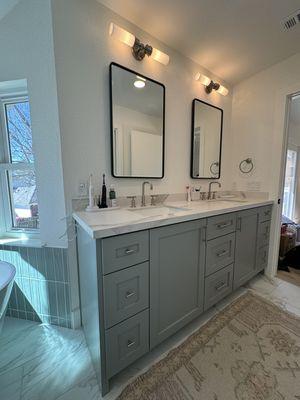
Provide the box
[78,181,88,197]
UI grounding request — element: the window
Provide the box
[282,148,297,220]
[0,94,39,233]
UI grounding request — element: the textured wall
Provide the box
[0,245,71,328]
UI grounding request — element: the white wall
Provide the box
[231,53,300,196]
[51,0,233,208]
[0,0,67,247]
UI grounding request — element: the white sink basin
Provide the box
[128,206,188,218]
[208,198,248,203]
[82,209,146,226]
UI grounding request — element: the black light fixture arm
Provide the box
[205,80,220,94]
[132,38,153,61]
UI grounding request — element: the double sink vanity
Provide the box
[74,196,273,395]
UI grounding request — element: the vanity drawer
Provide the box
[103,262,149,328]
[256,245,269,272]
[105,309,149,378]
[206,233,235,276]
[257,221,270,247]
[204,264,233,311]
[102,231,149,274]
[259,205,272,222]
[207,213,236,240]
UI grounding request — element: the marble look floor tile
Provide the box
[55,370,100,400]
[0,319,83,376]
[245,274,279,295]
[0,365,23,400]
[21,333,93,400]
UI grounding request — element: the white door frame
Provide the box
[267,83,300,278]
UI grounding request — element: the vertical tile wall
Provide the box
[0,245,71,328]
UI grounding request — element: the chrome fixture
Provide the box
[195,73,229,96]
[208,182,221,200]
[141,181,153,207]
[239,158,254,174]
[150,195,158,206]
[127,195,137,208]
[109,23,169,65]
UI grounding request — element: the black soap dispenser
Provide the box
[99,174,108,208]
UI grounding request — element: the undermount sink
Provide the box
[128,205,188,218]
[207,198,248,203]
[82,209,146,226]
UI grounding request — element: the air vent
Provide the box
[282,10,300,31]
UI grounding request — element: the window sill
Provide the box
[0,236,45,248]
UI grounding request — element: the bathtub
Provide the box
[0,261,16,335]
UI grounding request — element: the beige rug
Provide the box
[118,292,300,400]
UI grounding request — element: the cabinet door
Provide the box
[234,208,259,289]
[150,219,206,349]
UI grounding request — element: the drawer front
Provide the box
[258,221,270,247]
[256,245,268,272]
[259,205,272,222]
[105,309,149,378]
[102,231,149,274]
[103,262,149,328]
[206,233,235,276]
[204,264,233,311]
[207,213,236,240]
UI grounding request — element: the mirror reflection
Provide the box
[110,63,165,178]
[191,99,223,179]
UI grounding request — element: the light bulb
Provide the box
[151,47,170,65]
[134,80,145,88]
[216,84,229,96]
[109,23,135,48]
[195,73,211,86]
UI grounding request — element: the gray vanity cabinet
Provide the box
[149,219,206,349]
[233,208,260,289]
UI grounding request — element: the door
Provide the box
[234,208,259,289]
[150,219,206,349]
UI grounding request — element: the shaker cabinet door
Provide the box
[234,208,259,289]
[150,219,206,349]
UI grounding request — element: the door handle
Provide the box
[202,226,207,242]
[236,217,242,231]
[125,248,135,255]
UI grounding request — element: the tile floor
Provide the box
[1,272,300,400]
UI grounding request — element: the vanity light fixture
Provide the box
[134,76,146,88]
[109,22,170,66]
[195,73,229,96]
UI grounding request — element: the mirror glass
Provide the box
[191,99,223,179]
[110,63,165,178]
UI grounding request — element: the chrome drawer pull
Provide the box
[215,281,227,291]
[217,222,231,229]
[125,291,135,299]
[216,249,228,257]
[127,339,135,348]
[125,248,135,255]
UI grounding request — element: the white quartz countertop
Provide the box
[73,198,273,240]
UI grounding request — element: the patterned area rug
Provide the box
[118,292,300,400]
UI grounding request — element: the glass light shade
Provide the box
[151,47,170,65]
[195,73,211,86]
[109,23,135,48]
[216,84,229,96]
[134,80,145,88]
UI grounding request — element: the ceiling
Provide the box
[98,0,300,84]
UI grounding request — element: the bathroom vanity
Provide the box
[74,199,272,395]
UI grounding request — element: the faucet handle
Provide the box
[127,196,137,208]
[150,195,158,206]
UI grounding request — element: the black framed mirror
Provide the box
[110,63,165,178]
[191,99,223,179]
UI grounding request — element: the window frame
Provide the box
[0,94,40,238]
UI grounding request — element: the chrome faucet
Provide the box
[141,181,153,207]
[208,181,221,200]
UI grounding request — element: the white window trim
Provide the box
[0,94,40,239]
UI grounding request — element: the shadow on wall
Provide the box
[0,245,71,328]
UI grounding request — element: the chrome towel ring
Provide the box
[239,158,254,174]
